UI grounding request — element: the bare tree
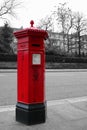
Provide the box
[37,15,56,53]
[65,12,75,53]
[54,3,74,52]
[0,0,21,20]
[37,15,53,31]
[73,12,87,56]
[0,0,21,54]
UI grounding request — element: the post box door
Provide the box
[18,50,29,103]
[29,51,45,104]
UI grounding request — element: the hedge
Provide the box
[0,54,17,62]
[46,54,87,63]
[1,53,87,63]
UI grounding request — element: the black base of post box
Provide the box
[16,102,47,125]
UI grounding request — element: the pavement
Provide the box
[0,96,87,130]
[0,69,87,73]
[0,69,17,73]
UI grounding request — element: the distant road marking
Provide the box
[0,96,87,112]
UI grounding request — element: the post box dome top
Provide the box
[14,20,48,39]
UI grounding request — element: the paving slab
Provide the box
[0,98,87,130]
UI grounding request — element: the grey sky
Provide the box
[0,0,87,28]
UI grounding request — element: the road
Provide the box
[0,70,87,106]
[46,70,87,100]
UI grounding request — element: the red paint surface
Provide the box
[14,23,48,104]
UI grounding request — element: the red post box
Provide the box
[14,20,48,125]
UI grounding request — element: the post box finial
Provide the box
[30,20,34,27]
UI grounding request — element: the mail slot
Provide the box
[32,43,40,47]
[14,20,48,125]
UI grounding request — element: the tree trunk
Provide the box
[67,34,69,53]
[78,31,81,57]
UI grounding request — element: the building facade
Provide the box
[46,31,87,56]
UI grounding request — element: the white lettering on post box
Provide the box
[32,54,41,65]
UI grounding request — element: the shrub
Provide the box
[46,54,87,63]
[0,53,17,62]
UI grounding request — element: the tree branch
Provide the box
[0,0,21,18]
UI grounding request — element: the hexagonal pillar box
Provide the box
[14,21,48,125]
